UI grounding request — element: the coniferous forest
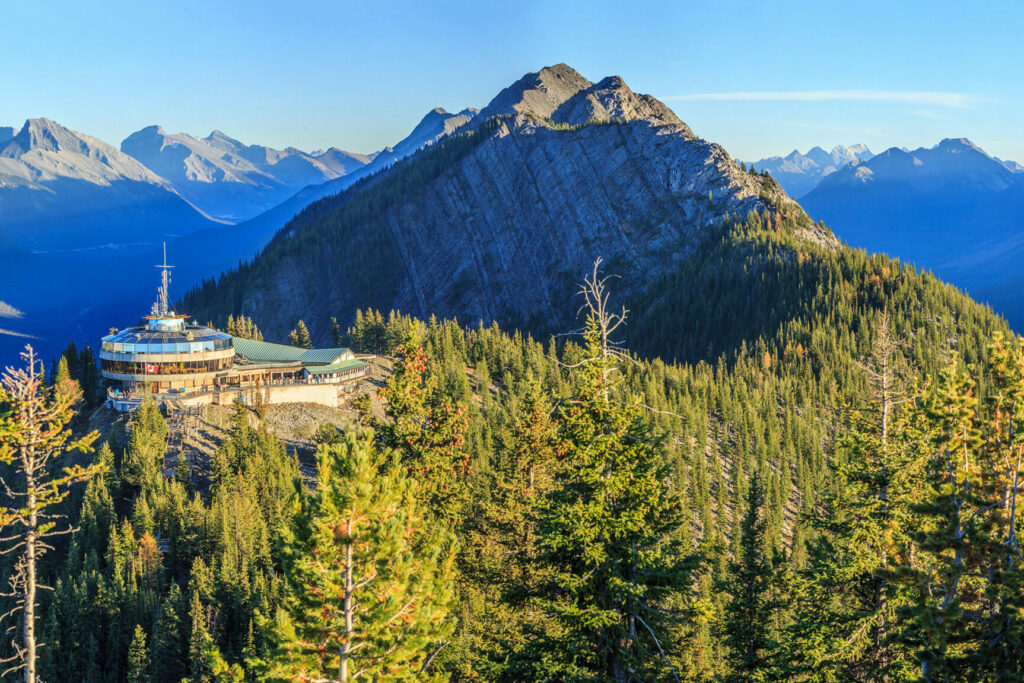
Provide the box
[1,212,1022,682]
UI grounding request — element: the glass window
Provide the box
[203,341,215,352]
[176,343,189,353]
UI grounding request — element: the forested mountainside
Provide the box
[181,64,799,346]
[2,63,1020,682]
[2,224,1018,680]
[799,138,1024,329]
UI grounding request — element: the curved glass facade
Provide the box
[100,356,233,375]
[100,338,232,354]
[101,324,233,355]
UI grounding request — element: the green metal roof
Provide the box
[231,337,353,366]
[305,359,370,375]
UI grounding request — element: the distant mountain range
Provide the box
[3,66,1024,360]
[798,138,1024,326]
[119,126,370,221]
[0,118,220,250]
[0,108,479,357]
[749,144,874,198]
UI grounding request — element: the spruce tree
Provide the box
[261,432,457,681]
[786,315,917,679]
[529,313,693,681]
[720,469,780,682]
[122,396,168,494]
[361,337,469,521]
[152,582,188,683]
[331,316,343,346]
[79,343,99,409]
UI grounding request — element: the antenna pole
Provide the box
[151,242,175,317]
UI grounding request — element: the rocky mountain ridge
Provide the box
[0,118,171,188]
[182,64,810,344]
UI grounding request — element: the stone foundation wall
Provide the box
[201,383,338,409]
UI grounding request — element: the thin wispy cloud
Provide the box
[664,90,983,108]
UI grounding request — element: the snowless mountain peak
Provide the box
[935,137,987,156]
[0,118,168,187]
[119,125,375,221]
[476,63,689,133]
[476,63,594,121]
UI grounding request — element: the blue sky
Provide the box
[2,0,1021,162]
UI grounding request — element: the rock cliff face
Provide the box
[183,64,807,343]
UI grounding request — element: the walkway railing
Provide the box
[106,371,369,404]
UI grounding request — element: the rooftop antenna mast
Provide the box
[151,242,175,316]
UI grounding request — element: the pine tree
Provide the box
[126,624,150,683]
[261,432,457,681]
[288,320,313,349]
[0,345,101,683]
[720,469,780,681]
[53,354,81,408]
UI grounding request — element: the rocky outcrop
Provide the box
[475,64,593,121]
[553,76,689,130]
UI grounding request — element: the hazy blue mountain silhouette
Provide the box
[801,138,1024,326]
[749,144,873,197]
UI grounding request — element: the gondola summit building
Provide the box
[101,250,370,411]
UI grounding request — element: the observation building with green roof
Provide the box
[100,250,370,411]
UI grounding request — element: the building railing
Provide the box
[106,368,370,404]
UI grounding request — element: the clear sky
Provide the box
[2,0,1021,162]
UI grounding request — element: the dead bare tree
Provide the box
[577,257,631,368]
[857,311,914,660]
[0,346,100,682]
